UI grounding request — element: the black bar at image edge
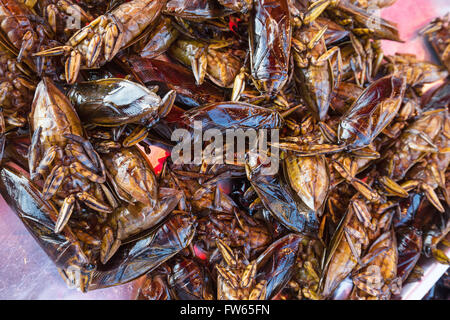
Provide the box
[0,299,445,319]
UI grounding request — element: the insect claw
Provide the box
[122,126,148,147]
[350,146,380,159]
[104,23,120,62]
[249,280,267,300]
[191,53,207,86]
[352,199,375,231]
[317,46,340,64]
[14,76,36,91]
[308,26,328,50]
[319,122,338,143]
[231,69,246,101]
[280,104,304,118]
[240,261,257,288]
[64,133,104,172]
[379,176,409,198]
[68,24,93,47]
[352,179,384,204]
[18,31,35,62]
[111,29,125,61]
[158,90,176,118]
[270,142,345,156]
[65,49,81,84]
[34,45,72,57]
[100,227,122,264]
[421,183,445,213]
[42,165,67,200]
[76,191,112,213]
[35,145,59,178]
[216,239,237,267]
[46,4,58,33]
[344,228,365,266]
[86,34,102,68]
[58,264,96,293]
[304,0,332,25]
[217,264,240,289]
[70,162,105,183]
[100,183,119,209]
[55,194,76,233]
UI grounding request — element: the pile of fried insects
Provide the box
[0,0,448,300]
